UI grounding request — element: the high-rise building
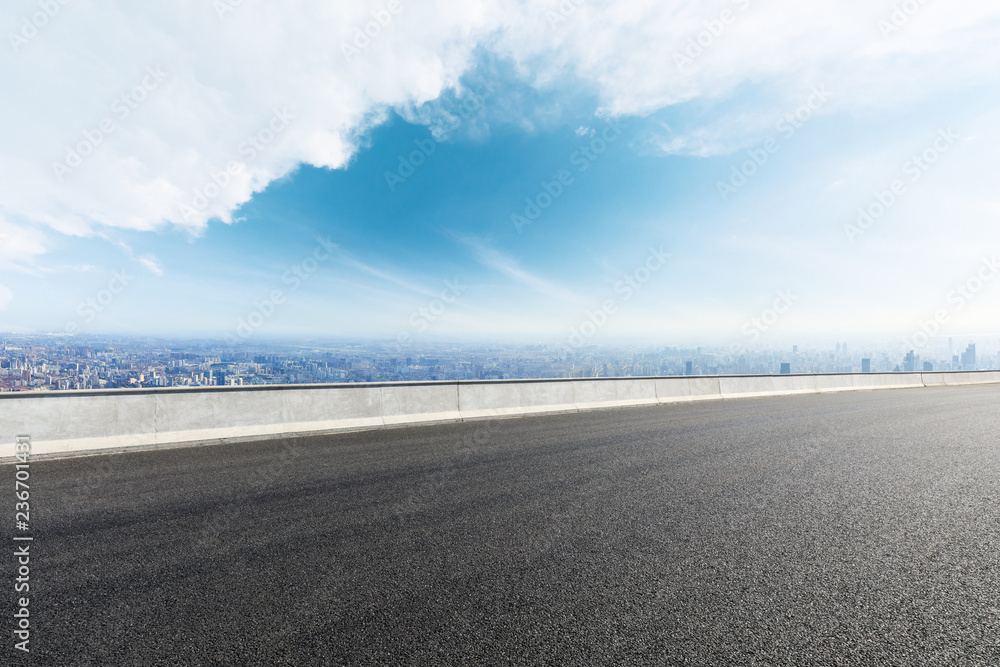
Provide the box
[684,361,693,376]
[961,344,976,369]
[780,363,791,374]
[861,358,871,373]
[903,350,916,372]
[923,361,934,372]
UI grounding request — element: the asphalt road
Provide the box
[4,384,1000,665]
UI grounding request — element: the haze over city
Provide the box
[2,333,996,392]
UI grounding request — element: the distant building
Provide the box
[923,362,933,372]
[961,344,976,370]
[684,361,693,376]
[903,350,916,373]
[861,358,871,373]
[780,363,791,374]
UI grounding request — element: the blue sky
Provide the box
[2,1,1000,352]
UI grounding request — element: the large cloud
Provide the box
[0,217,47,270]
[1,0,998,246]
[0,216,46,311]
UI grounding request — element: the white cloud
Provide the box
[1,0,998,247]
[136,255,164,277]
[335,250,439,299]
[0,217,48,274]
[1,0,497,240]
[105,239,164,276]
[462,237,586,305]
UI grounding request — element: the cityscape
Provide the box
[3,1,1000,661]
[1,334,996,392]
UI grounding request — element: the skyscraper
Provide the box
[780,363,791,374]
[961,344,976,370]
[861,358,871,373]
[903,350,916,373]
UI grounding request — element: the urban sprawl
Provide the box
[0,334,995,392]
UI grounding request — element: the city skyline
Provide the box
[3,333,996,392]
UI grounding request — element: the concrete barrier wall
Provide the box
[1,385,389,458]
[654,376,722,403]
[847,373,926,390]
[814,374,856,392]
[719,375,818,398]
[2,371,999,459]
[153,384,385,443]
[571,378,659,411]
[458,380,577,419]
[382,383,459,425]
[921,371,1000,386]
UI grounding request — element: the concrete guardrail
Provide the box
[3,371,1000,459]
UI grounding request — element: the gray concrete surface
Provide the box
[4,384,1000,665]
[7,371,1000,459]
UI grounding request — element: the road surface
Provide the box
[5,384,1000,665]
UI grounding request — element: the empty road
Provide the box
[5,384,1000,665]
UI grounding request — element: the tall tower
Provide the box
[961,344,976,369]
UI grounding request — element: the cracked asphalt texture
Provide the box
[4,384,1000,665]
